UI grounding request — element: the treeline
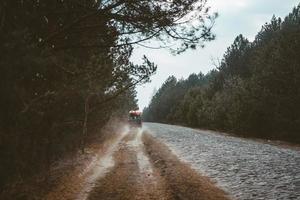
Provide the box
[143,5,300,143]
[0,0,215,191]
[0,1,141,190]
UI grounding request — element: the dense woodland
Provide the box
[143,5,300,143]
[0,0,216,192]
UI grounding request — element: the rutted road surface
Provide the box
[87,128,228,200]
[44,125,229,200]
[44,123,300,200]
[144,123,300,200]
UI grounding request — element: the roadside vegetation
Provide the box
[0,0,216,193]
[143,4,300,144]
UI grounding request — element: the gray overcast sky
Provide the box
[130,0,299,110]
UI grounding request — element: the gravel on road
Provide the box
[144,123,300,200]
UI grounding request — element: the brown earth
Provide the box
[142,133,230,200]
[86,129,230,200]
[1,126,231,200]
[87,130,173,200]
[0,132,121,200]
[43,128,127,200]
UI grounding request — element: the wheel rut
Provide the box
[43,127,229,200]
[86,129,229,200]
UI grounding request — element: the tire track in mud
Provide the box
[87,129,172,200]
[76,129,129,200]
[44,127,230,200]
[44,127,129,200]
[87,129,229,200]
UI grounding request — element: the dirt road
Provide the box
[3,123,298,200]
[44,127,230,200]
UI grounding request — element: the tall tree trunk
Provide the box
[81,94,92,153]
